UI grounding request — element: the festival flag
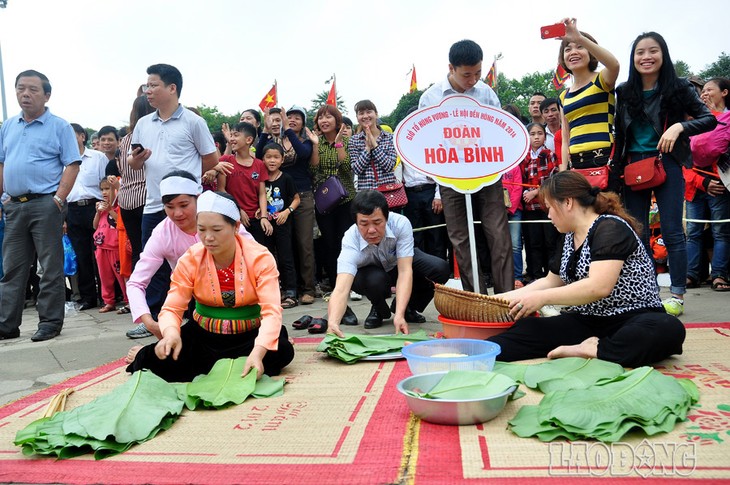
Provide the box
[552,64,570,90]
[485,61,497,88]
[258,82,277,112]
[409,65,418,93]
[325,74,337,106]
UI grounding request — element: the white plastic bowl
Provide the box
[397,371,516,425]
[400,339,501,375]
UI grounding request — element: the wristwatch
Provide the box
[53,195,65,206]
[288,207,295,213]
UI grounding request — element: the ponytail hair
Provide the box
[539,171,643,235]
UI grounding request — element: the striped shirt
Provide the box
[311,136,356,204]
[348,129,397,191]
[116,133,147,210]
[560,71,615,154]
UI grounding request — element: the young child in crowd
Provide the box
[521,122,560,282]
[261,142,301,308]
[93,179,129,314]
[218,121,271,243]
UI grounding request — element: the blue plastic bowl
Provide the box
[401,339,501,375]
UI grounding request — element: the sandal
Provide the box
[686,277,700,289]
[98,304,116,313]
[711,277,730,292]
[308,317,328,334]
[281,296,298,309]
[292,315,313,330]
[116,305,131,315]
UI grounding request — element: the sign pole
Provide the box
[464,193,481,293]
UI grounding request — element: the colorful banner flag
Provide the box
[485,61,497,88]
[409,65,418,93]
[552,64,570,90]
[326,75,337,106]
[258,82,277,112]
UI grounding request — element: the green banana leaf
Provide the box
[509,367,699,442]
[317,330,432,363]
[524,358,625,393]
[183,357,285,410]
[15,371,183,459]
[251,374,286,399]
[493,361,528,383]
[60,370,183,444]
[406,370,518,400]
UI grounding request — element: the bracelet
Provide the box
[333,142,344,149]
[53,195,65,205]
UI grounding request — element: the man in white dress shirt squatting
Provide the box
[326,190,450,337]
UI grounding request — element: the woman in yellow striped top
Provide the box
[556,18,620,184]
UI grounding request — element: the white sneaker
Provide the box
[662,297,684,317]
[350,291,363,301]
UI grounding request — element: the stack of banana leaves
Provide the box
[15,358,285,459]
[493,358,699,442]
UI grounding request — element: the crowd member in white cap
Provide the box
[126,190,294,381]
[124,170,252,341]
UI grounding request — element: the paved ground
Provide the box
[1,282,727,406]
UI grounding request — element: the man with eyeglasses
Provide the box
[126,64,219,325]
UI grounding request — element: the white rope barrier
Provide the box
[411,218,730,233]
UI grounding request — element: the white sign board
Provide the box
[394,95,529,194]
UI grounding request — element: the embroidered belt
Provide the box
[194,302,261,334]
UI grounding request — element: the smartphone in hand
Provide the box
[540,23,566,39]
[131,143,144,152]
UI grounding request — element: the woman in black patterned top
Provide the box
[489,171,685,367]
[310,105,356,286]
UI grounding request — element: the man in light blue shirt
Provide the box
[0,70,81,341]
[419,39,514,295]
[326,191,450,336]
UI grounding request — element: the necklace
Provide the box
[217,264,235,283]
[205,243,245,305]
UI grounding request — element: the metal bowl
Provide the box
[396,371,516,426]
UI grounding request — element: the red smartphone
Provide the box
[540,23,566,39]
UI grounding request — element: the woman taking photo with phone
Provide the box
[557,18,620,190]
[614,32,716,317]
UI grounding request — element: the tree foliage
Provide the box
[699,52,730,80]
[381,90,422,130]
[674,60,693,78]
[310,90,347,115]
[495,70,562,119]
[195,104,240,133]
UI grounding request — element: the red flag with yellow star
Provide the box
[258,83,277,112]
[326,77,337,106]
[409,65,417,93]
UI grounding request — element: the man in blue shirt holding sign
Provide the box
[419,39,514,294]
[0,70,81,341]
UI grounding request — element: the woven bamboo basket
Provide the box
[433,283,514,323]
